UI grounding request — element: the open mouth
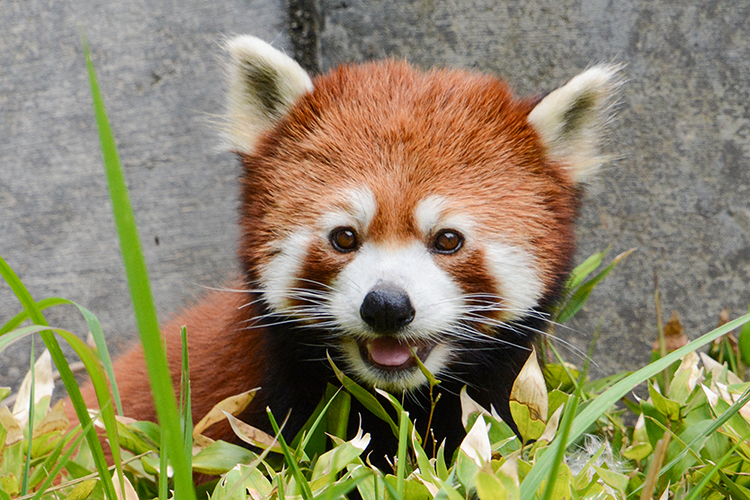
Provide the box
[358,337,436,371]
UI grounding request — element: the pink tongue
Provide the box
[369,338,413,367]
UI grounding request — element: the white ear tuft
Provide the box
[225,36,313,154]
[528,65,622,183]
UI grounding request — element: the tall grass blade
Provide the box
[267,408,312,500]
[2,297,123,415]
[20,340,34,496]
[396,409,409,498]
[0,256,119,500]
[82,36,195,500]
[740,305,750,365]
[683,429,750,500]
[520,312,750,500]
[180,326,192,476]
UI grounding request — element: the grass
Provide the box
[2,40,750,499]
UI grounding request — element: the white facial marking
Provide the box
[414,195,448,236]
[414,195,475,239]
[320,188,377,237]
[484,242,544,318]
[259,229,314,311]
[329,242,463,339]
[328,242,465,388]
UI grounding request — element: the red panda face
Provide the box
[225,37,619,393]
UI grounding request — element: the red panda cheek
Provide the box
[291,241,351,308]
[434,248,499,318]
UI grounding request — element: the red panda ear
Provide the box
[224,36,313,154]
[528,65,622,184]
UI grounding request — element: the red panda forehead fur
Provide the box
[239,60,581,295]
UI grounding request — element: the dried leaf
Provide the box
[538,404,564,444]
[192,388,258,437]
[460,415,491,466]
[112,471,138,500]
[12,349,54,426]
[510,347,548,424]
[459,386,491,429]
[700,352,743,385]
[222,410,281,452]
[33,400,69,437]
[652,311,688,352]
[0,405,24,445]
[192,433,215,454]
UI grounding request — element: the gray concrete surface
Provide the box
[2,0,750,390]
[319,0,750,376]
[0,0,289,389]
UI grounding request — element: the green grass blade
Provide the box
[557,248,634,323]
[293,385,343,457]
[684,429,750,500]
[739,305,750,365]
[328,353,399,437]
[396,409,409,498]
[1,297,68,334]
[566,247,609,292]
[0,256,118,500]
[1,297,123,416]
[267,408,313,500]
[520,312,750,500]
[180,326,192,477]
[20,339,34,496]
[159,424,169,500]
[540,394,579,500]
[82,36,195,500]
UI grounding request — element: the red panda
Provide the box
[71,36,619,465]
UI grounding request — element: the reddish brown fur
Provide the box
[68,60,583,459]
[65,285,261,444]
[240,61,580,299]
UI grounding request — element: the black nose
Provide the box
[359,284,415,334]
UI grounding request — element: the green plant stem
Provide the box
[520,312,750,500]
[654,276,669,393]
[684,429,750,500]
[20,337,35,497]
[540,392,579,500]
[639,427,671,500]
[0,256,119,500]
[267,408,312,500]
[396,409,409,497]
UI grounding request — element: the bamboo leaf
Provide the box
[521,312,750,500]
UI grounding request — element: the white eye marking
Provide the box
[414,195,448,236]
[319,187,377,238]
[414,195,475,240]
[484,242,543,318]
[328,242,465,340]
[259,229,314,311]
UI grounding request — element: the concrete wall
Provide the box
[318,0,750,375]
[2,0,749,389]
[0,0,289,387]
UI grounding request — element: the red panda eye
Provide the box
[330,227,359,252]
[433,230,463,254]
